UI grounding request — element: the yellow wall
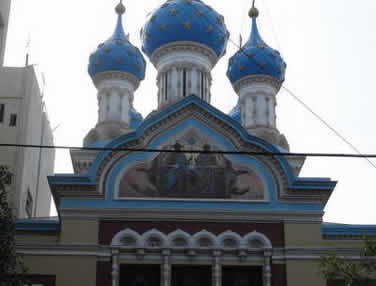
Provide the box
[16,233,58,243]
[284,223,364,248]
[24,255,97,286]
[286,261,325,286]
[60,219,99,244]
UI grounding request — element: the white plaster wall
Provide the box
[96,78,136,125]
[155,49,213,108]
[0,66,55,218]
[0,0,11,66]
[239,82,278,129]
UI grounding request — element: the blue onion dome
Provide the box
[88,2,146,82]
[228,100,241,123]
[141,0,230,62]
[130,106,143,129]
[227,7,286,85]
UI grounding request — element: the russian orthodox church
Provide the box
[16,1,376,286]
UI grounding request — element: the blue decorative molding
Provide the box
[16,219,60,233]
[49,96,336,213]
[322,223,376,238]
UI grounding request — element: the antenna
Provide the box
[25,34,31,66]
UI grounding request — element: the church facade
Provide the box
[16,1,375,286]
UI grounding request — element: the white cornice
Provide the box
[233,75,282,94]
[151,41,219,68]
[93,71,140,90]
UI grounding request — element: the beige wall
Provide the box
[23,256,97,286]
[16,233,59,243]
[285,222,364,248]
[286,260,326,286]
[60,219,99,244]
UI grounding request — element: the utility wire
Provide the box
[1,143,376,158]
[282,86,376,169]
[260,0,283,54]
[180,2,376,170]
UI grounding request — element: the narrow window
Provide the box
[0,104,4,123]
[164,73,168,101]
[9,114,17,126]
[25,190,33,218]
[183,69,187,97]
[200,72,204,99]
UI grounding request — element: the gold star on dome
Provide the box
[128,49,135,56]
[239,65,245,71]
[206,25,213,33]
[183,0,192,4]
[104,47,112,53]
[196,9,203,16]
[115,57,123,63]
[160,24,167,31]
[184,22,191,30]
[259,62,265,69]
[247,53,253,58]
[169,8,178,15]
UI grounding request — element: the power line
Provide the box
[180,2,376,170]
[282,86,376,170]
[1,143,376,158]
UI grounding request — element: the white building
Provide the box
[0,0,55,218]
[0,0,11,66]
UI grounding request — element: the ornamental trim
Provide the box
[151,41,219,68]
[233,75,282,94]
[93,71,140,90]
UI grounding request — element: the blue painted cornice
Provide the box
[48,95,336,212]
[16,219,60,233]
[322,223,376,238]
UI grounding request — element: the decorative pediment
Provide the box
[48,96,336,219]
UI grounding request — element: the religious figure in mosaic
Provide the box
[119,131,265,200]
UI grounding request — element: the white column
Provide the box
[265,97,270,127]
[108,89,121,121]
[191,68,196,96]
[98,90,108,123]
[205,73,209,102]
[212,251,222,286]
[162,250,171,286]
[121,90,131,125]
[111,249,120,286]
[263,251,272,286]
[159,73,163,106]
[167,70,172,104]
[177,68,182,98]
[269,97,276,127]
[171,67,178,102]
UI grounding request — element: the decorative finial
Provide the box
[115,0,126,15]
[248,0,259,18]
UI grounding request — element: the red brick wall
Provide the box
[272,264,287,286]
[96,261,111,286]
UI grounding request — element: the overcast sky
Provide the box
[5,0,376,224]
